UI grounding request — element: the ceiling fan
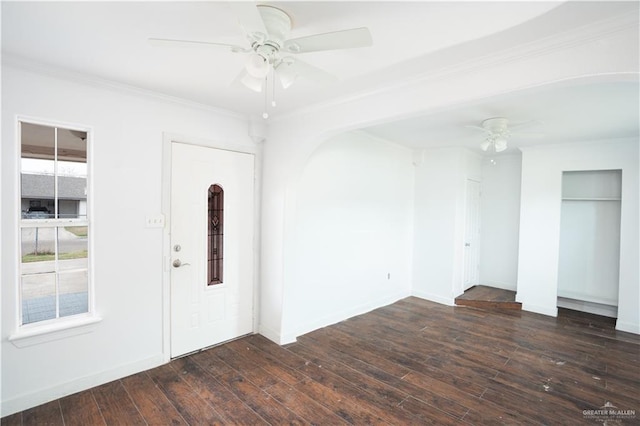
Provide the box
[149,4,373,96]
[467,117,543,153]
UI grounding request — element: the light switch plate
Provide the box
[145,214,165,228]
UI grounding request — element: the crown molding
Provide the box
[518,136,639,153]
[2,53,249,123]
[271,7,639,124]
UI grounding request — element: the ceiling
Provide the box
[2,1,639,154]
[363,81,640,154]
[1,1,561,116]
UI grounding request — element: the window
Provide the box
[207,184,223,285]
[19,121,90,326]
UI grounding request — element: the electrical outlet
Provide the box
[387,273,391,280]
[145,214,165,228]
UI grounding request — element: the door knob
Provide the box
[173,259,190,268]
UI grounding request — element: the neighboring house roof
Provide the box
[21,173,87,200]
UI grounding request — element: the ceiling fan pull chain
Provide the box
[262,75,269,119]
[272,68,277,108]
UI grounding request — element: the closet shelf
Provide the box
[562,197,621,201]
[557,291,618,307]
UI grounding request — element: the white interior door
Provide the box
[170,142,254,358]
[463,179,481,290]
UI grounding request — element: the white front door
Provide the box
[170,142,254,358]
[463,179,481,291]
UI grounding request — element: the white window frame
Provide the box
[10,117,100,346]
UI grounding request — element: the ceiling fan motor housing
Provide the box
[482,117,509,133]
[254,43,279,63]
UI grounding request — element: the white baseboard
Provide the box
[412,290,455,306]
[521,302,558,317]
[1,354,165,417]
[616,320,640,335]
[557,297,617,318]
[284,290,412,343]
[258,324,294,345]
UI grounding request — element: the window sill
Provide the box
[9,315,102,348]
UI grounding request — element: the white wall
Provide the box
[479,154,522,290]
[517,139,639,333]
[412,147,481,304]
[259,3,637,344]
[1,64,255,415]
[280,132,414,341]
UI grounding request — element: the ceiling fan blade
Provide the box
[509,119,544,131]
[227,2,268,43]
[465,125,490,133]
[277,58,338,85]
[275,62,298,89]
[231,69,264,93]
[511,131,546,138]
[257,5,292,45]
[148,38,249,53]
[284,27,372,54]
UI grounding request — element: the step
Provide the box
[455,285,522,311]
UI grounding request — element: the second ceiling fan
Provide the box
[467,117,544,153]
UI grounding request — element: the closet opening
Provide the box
[557,170,622,318]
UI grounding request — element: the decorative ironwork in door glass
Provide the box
[207,184,223,285]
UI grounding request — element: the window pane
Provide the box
[21,123,56,219]
[21,227,56,272]
[21,227,57,324]
[57,127,87,219]
[57,128,87,162]
[58,227,88,271]
[21,122,56,158]
[208,184,223,285]
[59,270,88,318]
[21,162,55,219]
[22,273,56,324]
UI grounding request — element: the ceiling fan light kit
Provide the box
[493,137,508,152]
[246,53,270,79]
[150,4,373,119]
[477,117,511,152]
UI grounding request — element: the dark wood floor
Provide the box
[3,297,639,425]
